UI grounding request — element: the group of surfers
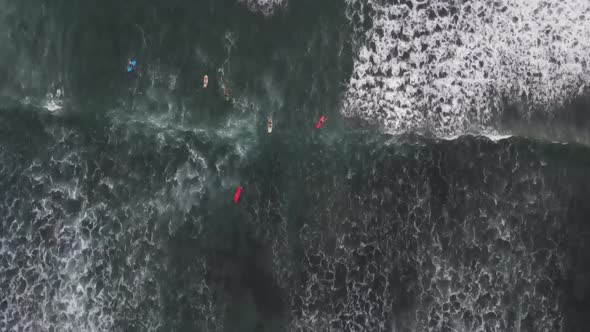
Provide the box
[127,60,328,204]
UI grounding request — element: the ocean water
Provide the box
[1,0,590,331]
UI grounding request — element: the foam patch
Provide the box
[239,0,287,16]
[343,0,590,135]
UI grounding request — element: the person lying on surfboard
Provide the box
[126,60,137,73]
[316,115,326,129]
[234,186,242,203]
[267,116,273,133]
[203,75,209,88]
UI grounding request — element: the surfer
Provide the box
[267,116,273,134]
[203,75,209,88]
[233,186,242,203]
[127,60,137,73]
[316,115,326,129]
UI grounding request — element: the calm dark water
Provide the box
[1,1,590,331]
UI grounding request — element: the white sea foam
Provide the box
[239,0,287,16]
[344,0,590,135]
[0,122,224,331]
[438,132,513,142]
[280,158,566,331]
[43,88,64,112]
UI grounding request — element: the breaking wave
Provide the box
[343,0,590,135]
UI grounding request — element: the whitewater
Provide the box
[1,1,590,332]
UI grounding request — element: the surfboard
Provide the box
[234,186,242,203]
[316,115,326,129]
[267,117,273,133]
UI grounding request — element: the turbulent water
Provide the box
[1,0,590,331]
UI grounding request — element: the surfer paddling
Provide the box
[126,59,137,73]
[233,186,242,203]
[203,75,209,88]
[316,115,326,129]
[267,116,273,134]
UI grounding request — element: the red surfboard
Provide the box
[316,115,326,129]
[233,186,242,204]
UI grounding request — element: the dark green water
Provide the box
[1,1,590,331]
